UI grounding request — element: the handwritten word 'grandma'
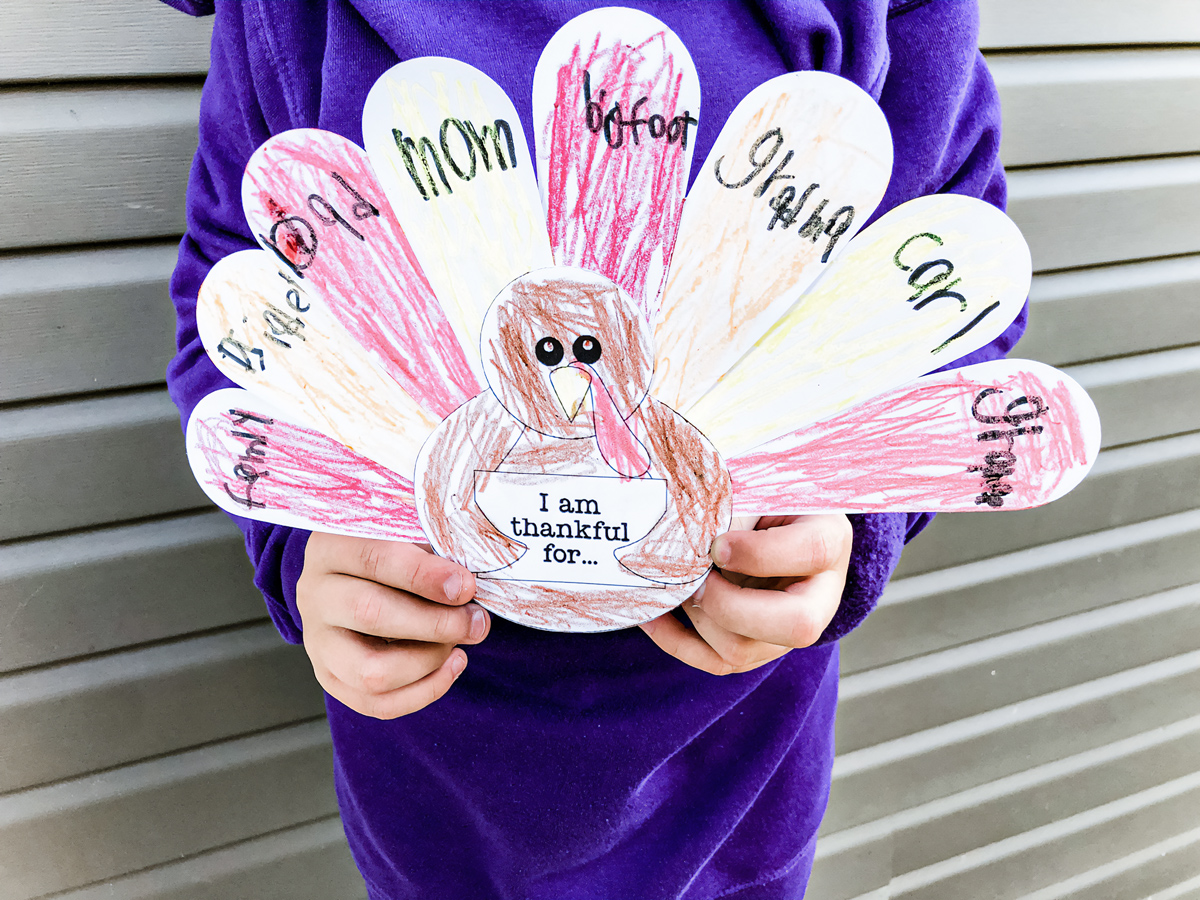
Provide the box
[968,387,1049,508]
[391,117,518,201]
[713,127,855,262]
[583,71,697,150]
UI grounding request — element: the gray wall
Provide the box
[0,1,1196,898]
[809,3,1200,898]
[0,3,361,898]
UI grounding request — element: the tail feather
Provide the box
[534,7,699,321]
[242,128,481,418]
[728,360,1101,514]
[187,388,425,542]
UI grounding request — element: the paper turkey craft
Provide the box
[186,8,1101,632]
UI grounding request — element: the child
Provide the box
[163,2,1024,896]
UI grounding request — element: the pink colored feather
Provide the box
[729,362,1097,514]
[242,129,481,418]
[542,31,693,319]
[192,402,425,542]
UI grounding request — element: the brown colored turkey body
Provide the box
[414,268,732,631]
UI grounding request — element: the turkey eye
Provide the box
[573,335,602,365]
[535,336,564,366]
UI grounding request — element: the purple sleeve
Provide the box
[816,2,1027,643]
[166,7,311,643]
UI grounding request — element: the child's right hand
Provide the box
[296,532,489,719]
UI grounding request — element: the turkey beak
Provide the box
[550,366,592,421]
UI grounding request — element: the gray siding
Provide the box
[0,3,364,898]
[810,2,1200,896]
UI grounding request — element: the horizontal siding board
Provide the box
[991,50,1200,166]
[1068,346,1200,447]
[806,836,892,900]
[979,0,1200,49]
[1032,827,1200,900]
[0,721,337,900]
[1162,881,1200,900]
[49,817,365,900]
[895,430,1200,577]
[0,625,322,794]
[891,773,1200,899]
[0,86,200,250]
[0,389,205,541]
[824,649,1200,833]
[816,716,1200,897]
[0,243,179,402]
[1016,254,1200,366]
[836,584,1200,754]
[0,512,262,673]
[843,510,1200,674]
[1007,156,1200,272]
[0,1,211,82]
[892,727,1200,884]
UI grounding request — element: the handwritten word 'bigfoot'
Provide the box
[222,409,274,510]
[968,387,1049,507]
[261,172,380,276]
[893,233,1003,355]
[713,127,855,262]
[391,117,518,201]
[583,71,697,150]
[216,272,309,375]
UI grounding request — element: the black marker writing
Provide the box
[583,71,696,150]
[968,388,1049,507]
[893,232,1003,354]
[714,127,855,261]
[260,173,381,276]
[392,116,518,200]
[223,408,276,509]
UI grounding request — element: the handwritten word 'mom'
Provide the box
[714,127,855,263]
[893,233,1003,356]
[391,118,518,201]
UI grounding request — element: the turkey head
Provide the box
[480,267,653,477]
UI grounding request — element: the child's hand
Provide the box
[296,533,489,719]
[638,515,853,675]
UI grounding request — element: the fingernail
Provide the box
[468,606,487,641]
[641,617,658,635]
[443,573,462,602]
[710,538,730,568]
[450,652,467,679]
[691,578,707,607]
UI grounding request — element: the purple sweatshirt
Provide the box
[163,2,1023,896]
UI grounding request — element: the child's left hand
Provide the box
[639,514,853,674]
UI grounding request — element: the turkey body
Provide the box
[413,266,733,632]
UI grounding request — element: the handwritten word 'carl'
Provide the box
[968,387,1049,508]
[893,233,1003,356]
[713,127,855,262]
[583,71,697,150]
[222,409,274,510]
[391,117,518,201]
[261,171,380,276]
[216,271,309,375]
